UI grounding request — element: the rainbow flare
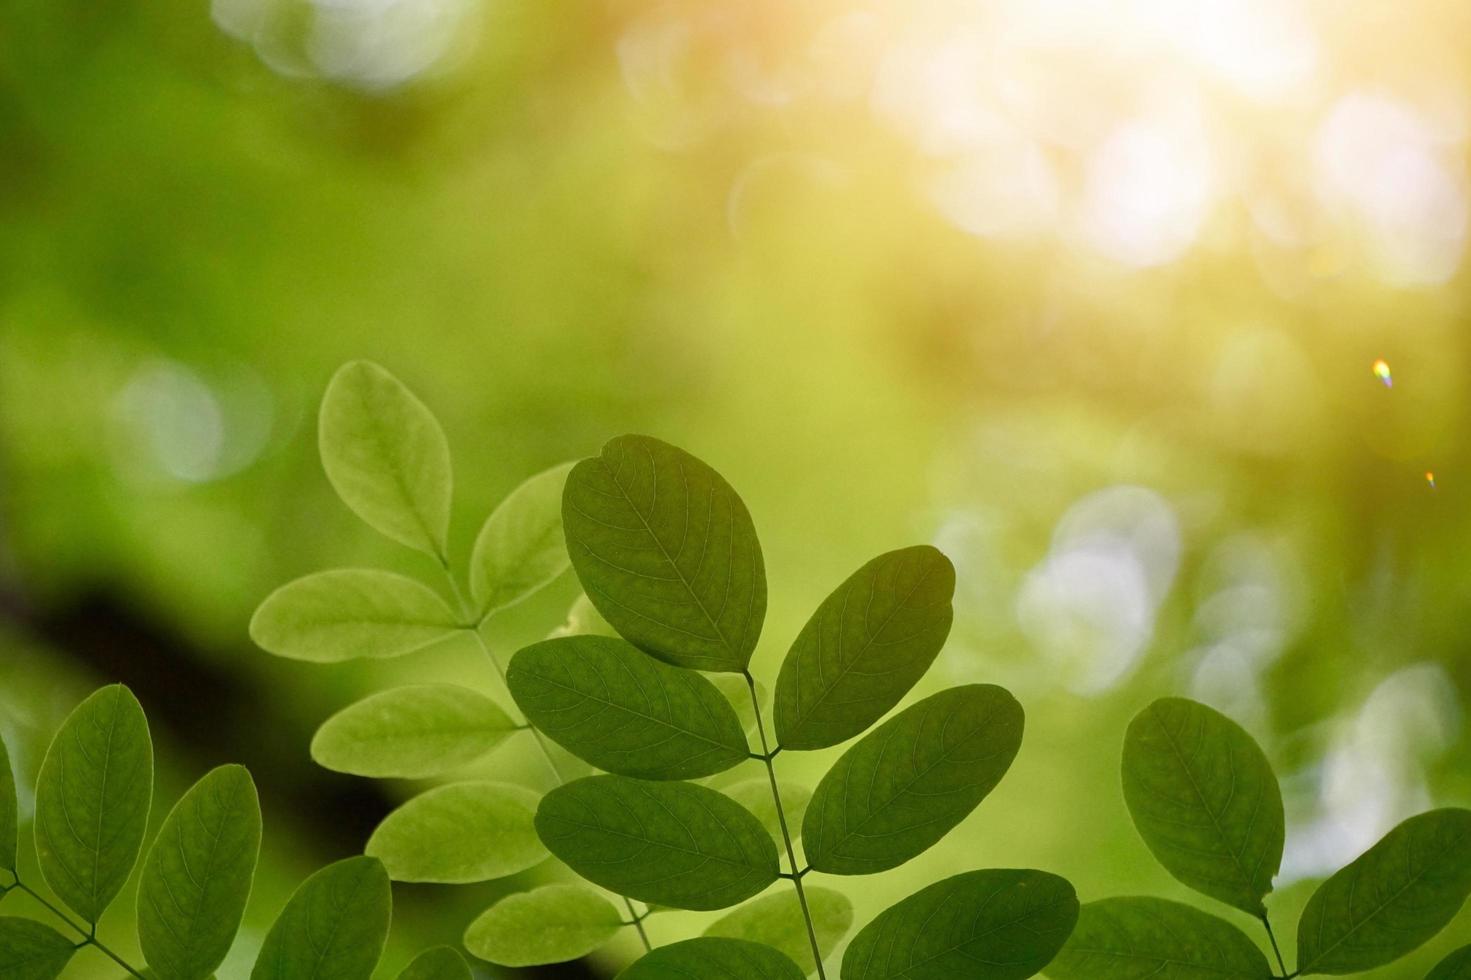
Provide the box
[1373,359,1393,387]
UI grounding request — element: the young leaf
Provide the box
[1428,945,1471,980]
[803,684,1023,875]
[0,917,76,980]
[310,684,518,778]
[1122,698,1284,916]
[463,883,623,966]
[250,856,392,980]
[1297,808,1471,974]
[535,774,779,910]
[723,778,812,845]
[365,781,545,883]
[34,684,154,923]
[506,636,749,780]
[250,570,461,663]
[396,947,472,980]
[774,546,955,751]
[0,736,16,872]
[841,869,1078,980]
[562,435,766,672]
[318,360,452,557]
[705,885,853,975]
[1047,897,1272,980]
[615,937,805,980]
[470,462,575,617]
[137,765,262,980]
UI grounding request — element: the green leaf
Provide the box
[774,546,955,751]
[250,570,461,663]
[562,435,766,672]
[1428,945,1471,980]
[318,360,453,557]
[548,593,618,639]
[0,736,16,872]
[250,856,391,980]
[365,781,545,883]
[471,461,575,617]
[706,885,853,975]
[463,883,624,966]
[34,684,154,923]
[0,917,76,980]
[722,779,812,846]
[1047,897,1271,980]
[137,765,262,980]
[536,774,778,910]
[709,673,765,736]
[803,684,1022,875]
[310,685,518,778]
[396,947,472,980]
[1297,808,1471,974]
[1122,697,1284,916]
[507,636,749,780]
[615,938,806,980]
[841,869,1078,980]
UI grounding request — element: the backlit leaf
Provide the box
[803,684,1022,875]
[507,636,749,780]
[0,736,16,871]
[250,570,461,663]
[706,885,853,975]
[547,593,617,639]
[463,883,623,966]
[1428,945,1471,980]
[396,947,471,980]
[563,435,766,672]
[536,774,778,910]
[137,765,262,980]
[34,684,154,923]
[774,546,955,751]
[1122,697,1284,916]
[1297,808,1471,974]
[470,462,575,617]
[1047,897,1271,980]
[841,869,1078,980]
[318,361,452,557]
[0,917,76,980]
[723,778,812,846]
[615,938,805,980]
[366,782,545,883]
[709,673,765,736]
[250,856,391,980]
[310,685,517,778]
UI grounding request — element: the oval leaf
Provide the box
[471,462,575,617]
[616,938,805,980]
[34,684,154,923]
[723,779,812,846]
[0,736,16,872]
[507,636,749,780]
[803,684,1023,875]
[366,781,545,883]
[310,685,517,778]
[563,435,766,672]
[1428,945,1471,980]
[250,856,391,980]
[706,885,853,975]
[138,765,262,980]
[1048,897,1271,980]
[250,569,461,664]
[0,917,76,980]
[464,883,623,966]
[536,774,778,910]
[842,869,1078,980]
[396,947,471,980]
[318,360,452,557]
[774,546,955,751]
[1122,697,1284,916]
[1297,808,1471,975]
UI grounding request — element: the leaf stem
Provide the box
[13,879,146,978]
[1261,913,1289,978]
[744,671,828,980]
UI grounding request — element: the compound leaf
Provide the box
[1047,897,1271,980]
[470,462,575,617]
[34,684,153,923]
[137,765,262,980]
[463,883,623,966]
[396,947,471,980]
[706,885,853,975]
[616,938,805,980]
[1297,808,1471,974]
[318,361,452,557]
[310,685,517,778]
[841,869,1078,980]
[803,684,1023,875]
[774,546,955,751]
[366,782,545,883]
[722,779,812,846]
[250,570,461,664]
[1122,698,1284,916]
[0,917,76,980]
[250,856,391,980]
[506,636,749,780]
[0,736,16,872]
[562,435,766,672]
[536,774,778,910]
[1428,945,1471,980]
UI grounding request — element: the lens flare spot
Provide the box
[1426,471,1436,489]
[1372,359,1392,387]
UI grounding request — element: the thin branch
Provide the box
[14,879,146,979]
[1261,913,1289,978]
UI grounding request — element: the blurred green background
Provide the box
[3,0,1470,975]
